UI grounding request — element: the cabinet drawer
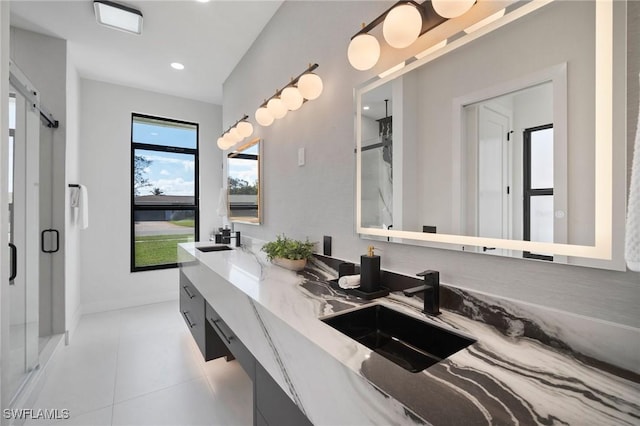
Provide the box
[179,273,207,357]
[206,303,255,379]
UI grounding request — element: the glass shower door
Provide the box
[7,81,40,404]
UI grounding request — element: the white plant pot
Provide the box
[272,257,307,271]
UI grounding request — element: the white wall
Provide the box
[65,50,81,338]
[79,79,222,314]
[223,1,639,336]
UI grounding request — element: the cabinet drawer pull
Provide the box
[182,311,196,328]
[182,285,195,299]
[211,319,233,345]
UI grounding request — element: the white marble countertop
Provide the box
[178,242,640,425]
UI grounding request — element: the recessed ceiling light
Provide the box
[363,106,370,110]
[171,62,185,70]
[196,0,211,2]
[93,1,143,35]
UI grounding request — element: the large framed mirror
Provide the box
[356,0,627,270]
[227,138,262,224]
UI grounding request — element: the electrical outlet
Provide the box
[298,147,305,166]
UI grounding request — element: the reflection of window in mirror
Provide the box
[523,125,554,261]
[227,139,261,224]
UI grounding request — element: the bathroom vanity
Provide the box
[178,242,639,425]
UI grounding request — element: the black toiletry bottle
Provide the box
[360,246,380,293]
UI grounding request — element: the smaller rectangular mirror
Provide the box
[227,138,261,224]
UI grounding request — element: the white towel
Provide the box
[625,76,640,271]
[70,187,80,208]
[338,275,361,289]
[216,188,228,217]
[78,184,89,230]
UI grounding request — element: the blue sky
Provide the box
[136,149,195,196]
[132,120,260,195]
[228,143,258,186]
[133,120,197,196]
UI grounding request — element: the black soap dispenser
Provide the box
[360,246,380,293]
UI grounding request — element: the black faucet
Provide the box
[215,229,241,247]
[403,270,440,315]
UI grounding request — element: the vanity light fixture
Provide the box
[348,0,477,71]
[93,0,143,35]
[217,115,253,150]
[254,63,323,127]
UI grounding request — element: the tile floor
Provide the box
[26,301,253,426]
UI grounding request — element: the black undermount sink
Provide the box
[197,245,233,252]
[322,304,475,373]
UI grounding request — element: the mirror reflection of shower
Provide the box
[361,94,393,231]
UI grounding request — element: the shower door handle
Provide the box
[41,229,60,253]
[9,243,17,283]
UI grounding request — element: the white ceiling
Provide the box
[10,0,284,105]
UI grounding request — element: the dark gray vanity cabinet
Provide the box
[179,272,231,361]
[205,303,255,378]
[255,362,312,426]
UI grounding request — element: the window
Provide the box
[131,114,199,271]
[523,124,553,261]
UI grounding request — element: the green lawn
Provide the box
[171,219,195,228]
[135,234,194,267]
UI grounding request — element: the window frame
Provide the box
[130,113,199,272]
[522,123,553,261]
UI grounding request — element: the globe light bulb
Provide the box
[255,107,274,127]
[297,73,323,100]
[432,0,475,19]
[383,4,422,49]
[217,137,227,150]
[237,121,254,138]
[267,97,288,119]
[281,86,304,111]
[223,132,236,147]
[229,126,243,142]
[347,33,381,71]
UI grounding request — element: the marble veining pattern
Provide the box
[248,298,307,416]
[179,243,640,425]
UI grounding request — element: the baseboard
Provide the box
[80,290,178,316]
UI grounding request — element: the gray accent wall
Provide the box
[223,0,640,336]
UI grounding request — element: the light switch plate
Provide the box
[298,147,305,166]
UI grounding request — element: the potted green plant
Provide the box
[261,234,316,271]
